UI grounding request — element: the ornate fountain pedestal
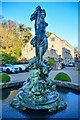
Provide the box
[11,58,66,112]
[11,6,67,112]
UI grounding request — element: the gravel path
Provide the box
[8,67,79,84]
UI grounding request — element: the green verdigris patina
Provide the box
[11,6,67,112]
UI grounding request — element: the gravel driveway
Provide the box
[9,67,79,84]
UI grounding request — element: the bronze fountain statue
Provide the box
[11,6,67,112]
[30,6,48,62]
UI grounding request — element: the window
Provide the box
[50,38,55,41]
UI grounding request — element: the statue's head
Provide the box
[41,9,46,19]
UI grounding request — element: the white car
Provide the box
[2,64,20,73]
[14,64,26,72]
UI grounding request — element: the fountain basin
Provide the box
[0,85,80,119]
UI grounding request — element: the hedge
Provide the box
[54,72,72,82]
[0,73,10,83]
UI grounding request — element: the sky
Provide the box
[2,2,78,47]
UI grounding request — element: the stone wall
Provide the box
[0,80,80,91]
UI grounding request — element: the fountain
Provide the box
[11,6,67,112]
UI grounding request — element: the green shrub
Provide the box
[54,72,72,82]
[2,52,17,65]
[48,58,55,66]
[0,73,10,83]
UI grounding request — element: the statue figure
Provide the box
[30,6,48,63]
[11,6,67,112]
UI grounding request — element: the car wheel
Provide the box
[15,71,18,74]
[25,67,29,72]
[6,69,10,73]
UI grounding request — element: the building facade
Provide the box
[22,41,35,59]
[22,33,74,65]
[44,34,74,64]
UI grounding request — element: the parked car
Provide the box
[68,62,75,67]
[14,64,26,72]
[2,64,20,73]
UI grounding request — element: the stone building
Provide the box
[22,33,74,65]
[22,41,35,60]
[44,34,74,65]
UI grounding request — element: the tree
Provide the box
[46,31,52,37]
[18,24,32,45]
[0,19,32,62]
[7,20,16,30]
[1,51,17,65]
